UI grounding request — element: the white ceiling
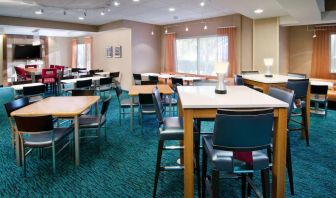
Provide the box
[0,0,336,36]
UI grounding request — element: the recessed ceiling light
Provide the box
[35,9,43,15]
[78,16,85,20]
[169,8,175,12]
[100,11,105,16]
[133,0,140,2]
[185,26,189,32]
[114,1,120,6]
[107,8,111,12]
[200,2,205,7]
[204,25,208,30]
[254,9,263,14]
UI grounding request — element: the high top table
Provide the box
[242,74,310,139]
[11,96,100,166]
[177,86,289,198]
[128,85,174,130]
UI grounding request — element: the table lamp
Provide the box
[214,61,229,94]
[264,58,273,78]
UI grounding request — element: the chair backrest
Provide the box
[99,77,112,86]
[311,85,329,96]
[50,65,55,68]
[234,74,244,85]
[133,73,142,81]
[139,93,154,105]
[152,87,165,124]
[61,76,75,80]
[101,96,111,116]
[241,71,259,75]
[89,69,99,75]
[14,66,27,79]
[212,108,274,151]
[23,85,45,96]
[141,80,156,85]
[80,74,93,78]
[71,89,95,96]
[268,87,295,120]
[286,79,309,99]
[76,79,92,89]
[288,73,306,79]
[110,72,120,78]
[25,65,37,69]
[12,80,33,85]
[4,97,30,118]
[42,68,57,78]
[149,75,159,82]
[171,77,184,86]
[14,115,53,133]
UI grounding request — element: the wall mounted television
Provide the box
[13,44,42,60]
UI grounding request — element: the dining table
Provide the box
[11,96,100,166]
[128,84,174,130]
[242,74,310,139]
[177,85,289,198]
[11,82,44,91]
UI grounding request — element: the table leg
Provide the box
[183,109,194,198]
[15,131,21,166]
[169,94,172,116]
[303,84,311,139]
[130,96,134,131]
[272,108,288,198]
[74,115,80,166]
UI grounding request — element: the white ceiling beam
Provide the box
[275,0,321,22]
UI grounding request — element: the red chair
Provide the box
[25,65,37,69]
[39,68,58,93]
[50,65,56,68]
[14,66,31,81]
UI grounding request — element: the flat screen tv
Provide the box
[13,44,42,60]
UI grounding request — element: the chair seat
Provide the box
[203,136,269,172]
[159,117,184,140]
[24,127,73,148]
[141,105,156,114]
[79,115,106,128]
[120,98,139,107]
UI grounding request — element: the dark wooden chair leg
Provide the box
[287,134,295,195]
[212,170,219,198]
[261,168,270,198]
[241,174,247,198]
[302,108,310,146]
[153,140,164,198]
[202,141,207,198]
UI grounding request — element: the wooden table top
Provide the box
[128,84,173,96]
[11,96,100,117]
[177,85,288,109]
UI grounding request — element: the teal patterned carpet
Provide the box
[0,91,335,197]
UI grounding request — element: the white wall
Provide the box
[48,37,72,67]
[253,17,280,74]
[0,35,3,83]
[91,28,133,90]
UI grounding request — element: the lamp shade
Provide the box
[215,61,229,74]
[263,58,274,67]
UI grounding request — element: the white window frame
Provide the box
[330,33,336,73]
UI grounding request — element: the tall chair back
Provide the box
[286,79,309,100]
[141,81,156,85]
[149,75,159,83]
[234,74,244,85]
[269,87,295,120]
[171,78,183,86]
[76,79,92,89]
[99,77,113,86]
[23,85,45,97]
[139,93,154,105]
[311,85,329,96]
[72,90,95,96]
[212,108,274,151]
[152,88,165,124]
[110,72,120,78]
[15,115,54,133]
[133,73,142,81]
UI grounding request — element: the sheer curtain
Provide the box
[71,39,77,68]
[311,27,336,79]
[217,27,237,77]
[84,37,92,70]
[163,33,176,72]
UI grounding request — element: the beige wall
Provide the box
[48,37,72,67]
[91,29,133,90]
[279,26,289,74]
[253,17,280,74]
[288,26,313,76]
[160,14,253,73]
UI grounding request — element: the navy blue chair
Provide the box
[202,108,274,198]
[234,74,244,85]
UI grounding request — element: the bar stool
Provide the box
[286,79,310,146]
[202,108,273,198]
[152,87,200,197]
[310,85,328,117]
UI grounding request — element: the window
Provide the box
[77,43,91,69]
[176,36,228,75]
[330,34,336,73]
